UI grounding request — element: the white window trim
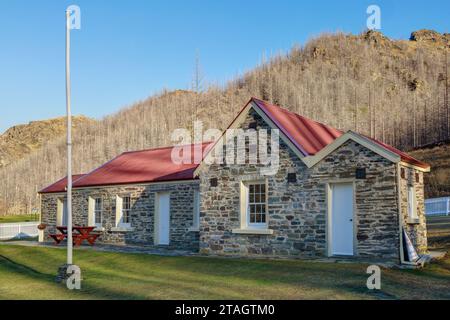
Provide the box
[57,198,67,226]
[88,196,103,229]
[233,180,272,234]
[115,195,131,228]
[189,190,200,232]
[88,197,95,227]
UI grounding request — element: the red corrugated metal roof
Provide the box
[71,143,211,188]
[252,97,343,155]
[39,174,85,194]
[366,136,430,169]
[251,97,429,169]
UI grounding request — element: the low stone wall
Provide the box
[41,181,199,251]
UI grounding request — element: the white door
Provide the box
[156,193,170,245]
[330,183,354,256]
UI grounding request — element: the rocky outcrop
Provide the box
[410,29,450,47]
[0,115,94,168]
[363,30,391,46]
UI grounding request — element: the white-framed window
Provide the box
[88,196,103,228]
[241,181,268,229]
[115,195,131,227]
[192,190,200,230]
[94,197,102,226]
[407,185,418,219]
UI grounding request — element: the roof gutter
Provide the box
[39,178,200,194]
[399,161,430,173]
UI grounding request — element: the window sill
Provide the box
[111,226,134,232]
[407,218,420,225]
[188,227,200,232]
[232,228,274,235]
[93,226,105,232]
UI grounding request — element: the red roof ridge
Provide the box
[363,134,430,169]
[251,97,343,133]
[72,153,125,186]
[251,97,343,156]
[121,142,212,155]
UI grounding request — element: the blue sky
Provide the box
[0,0,449,133]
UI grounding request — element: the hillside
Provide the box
[409,140,450,198]
[0,116,94,169]
[0,29,449,215]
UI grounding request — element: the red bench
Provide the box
[49,233,66,244]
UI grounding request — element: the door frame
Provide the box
[154,192,171,245]
[326,179,357,257]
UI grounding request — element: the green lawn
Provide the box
[0,245,449,300]
[0,214,40,223]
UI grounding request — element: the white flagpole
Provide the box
[65,9,73,266]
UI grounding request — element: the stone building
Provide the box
[39,97,430,265]
[39,145,206,251]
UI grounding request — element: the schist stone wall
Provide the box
[399,166,428,254]
[198,109,408,262]
[40,181,199,251]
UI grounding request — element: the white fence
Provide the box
[0,222,39,240]
[425,197,450,216]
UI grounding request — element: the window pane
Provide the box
[247,183,268,225]
[95,211,101,224]
[123,197,131,210]
[95,198,102,211]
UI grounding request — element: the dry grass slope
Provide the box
[410,140,450,198]
[0,115,94,168]
[0,29,449,214]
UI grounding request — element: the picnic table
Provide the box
[49,226,100,246]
